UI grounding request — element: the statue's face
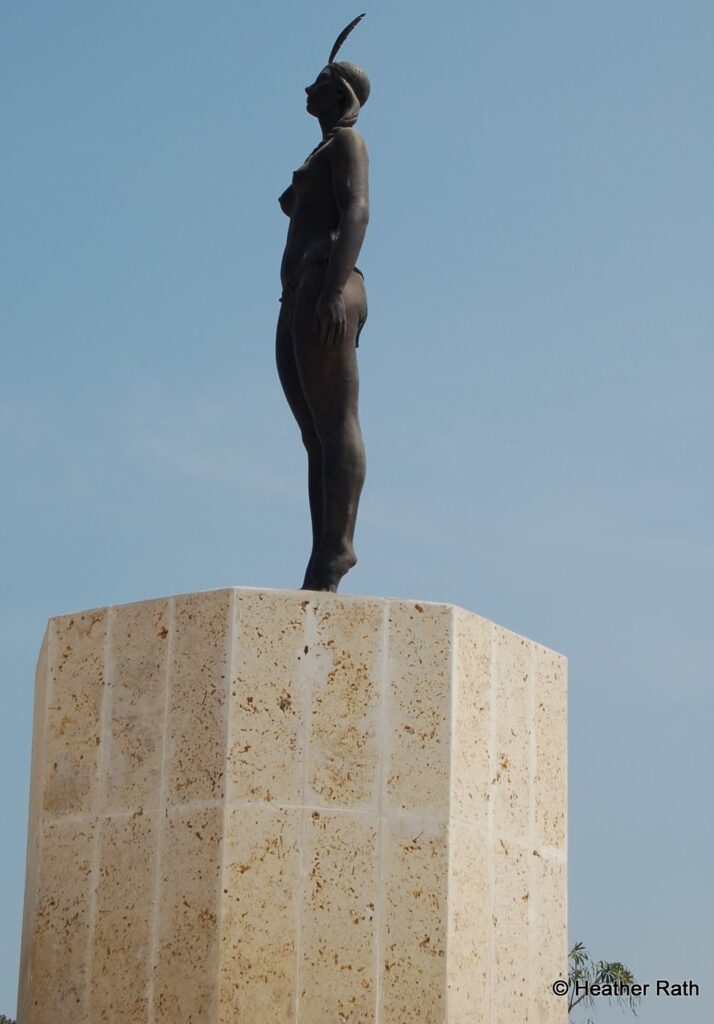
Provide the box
[305,66,340,117]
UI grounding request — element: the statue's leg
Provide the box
[293,266,367,592]
[275,300,323,585]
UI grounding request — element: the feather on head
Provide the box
[328,13,366,64]
[327,14,370,109]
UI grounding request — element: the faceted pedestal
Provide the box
[18,588,567,1023]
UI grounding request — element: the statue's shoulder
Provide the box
[331,126,368,158]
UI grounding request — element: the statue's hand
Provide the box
[315,290,347,348]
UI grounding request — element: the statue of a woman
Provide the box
[277,15,370,593]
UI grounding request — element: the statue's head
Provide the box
[305,15,370,129]
[330,59,370,110]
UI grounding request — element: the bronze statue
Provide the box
[277,15,370,593]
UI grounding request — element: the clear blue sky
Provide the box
[2,2,712,1019]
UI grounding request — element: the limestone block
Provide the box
[19,588,567,1023]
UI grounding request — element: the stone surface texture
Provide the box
[18,588,567,1024]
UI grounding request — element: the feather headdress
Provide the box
[328,13,366,65]
[326,14,370,109]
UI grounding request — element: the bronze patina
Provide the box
[277,15,370,592]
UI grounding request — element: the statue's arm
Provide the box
[278,184,295,217]
[322,128,369,296]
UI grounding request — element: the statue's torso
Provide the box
[280,139,341,288]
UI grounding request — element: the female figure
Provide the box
[277,16,371,593]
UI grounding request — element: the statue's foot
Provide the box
[301,547,356,593]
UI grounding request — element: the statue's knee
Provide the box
[301,428,320,455]
[318,416,361,451]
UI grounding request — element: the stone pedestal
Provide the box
[18,588,566,1023]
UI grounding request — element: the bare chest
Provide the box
[291,143,333,203]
